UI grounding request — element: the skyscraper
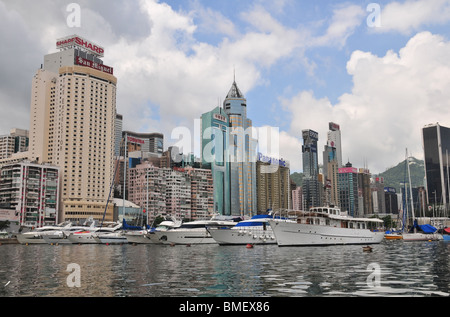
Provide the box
[423,123,450,207]
[223,80,257,217]
[327,122,343,168]
[201,106,231,215]
[302,129,320,209]
[28,35,117,222]
[338,162,359,217]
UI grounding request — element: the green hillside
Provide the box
[376,157,425,192]
[290,157,425,192]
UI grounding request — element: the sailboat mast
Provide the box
[406,148,415,232]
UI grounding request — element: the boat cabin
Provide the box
[295,206,383,231]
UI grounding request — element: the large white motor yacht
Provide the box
[269,207,385,247]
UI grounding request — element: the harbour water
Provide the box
[0,240,449,298]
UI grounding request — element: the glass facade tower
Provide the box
[201,107,231,215]
[423,123,450,206]
[223,80,257,217]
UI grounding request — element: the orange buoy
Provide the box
[246,243,253,249]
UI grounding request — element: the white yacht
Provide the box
[94,222,127,244]
[124,229,154,244]
[16,222,72,245]
[67,221,122,244]
[269,207,385,247]
[155,215,240,245]
[43,219,98,245]
[208,214,277,245]
[147,217,182,244]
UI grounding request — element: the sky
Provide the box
[2,0,450,174]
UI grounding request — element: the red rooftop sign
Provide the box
[75,56,113,75]
[57,35,105,57]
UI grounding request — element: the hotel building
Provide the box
[28,35,117,223]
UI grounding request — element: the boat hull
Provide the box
[269,220,385,247]
[16,234,47,245]
[401,233,443,241]
[43,234,73,244]
[384,234,403,240]
[68,232,100,244]
[97,233,128,244]
[155,229,216,245]
[124,232,155,244]
[208,227,277,245]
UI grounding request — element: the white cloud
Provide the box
[312,4,365,48]
[375,0,450,34]
[281,31,450,174]
[0,0,371,157]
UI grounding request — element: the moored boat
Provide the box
[269,207,385,247]
[16,222,72,245]
[208,214,276,245]
[384,233,403,240]
[155,215,241,245]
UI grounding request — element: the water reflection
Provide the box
[0,241,449,297]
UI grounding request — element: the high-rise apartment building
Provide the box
[223,80,257,217]
[302,129,321,209]
[201,106,231,215]
[256,154,290,213]
[127,163,213,222]
[0,129,29,160]
[28,35,117,223]
[0,161,59,227]
[423,123,450,206]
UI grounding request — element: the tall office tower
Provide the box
[338,162,359,217]
[223,80,257,217]
[29,35,117,223]
[371,176,386,214]
[423,123,450,207]
[323,142,339,206]
[327,122,343,168]
[201,107,231,215]
[357,168,373,216]
[302,129,321,209]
